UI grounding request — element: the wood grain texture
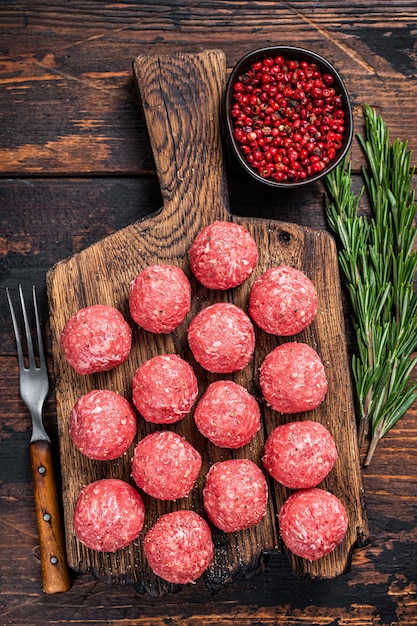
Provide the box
[45,49,368,594]
[1,1,417,623]
[1,2,417,176]
[29,440,71,593]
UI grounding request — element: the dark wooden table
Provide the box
[1,2,416,624]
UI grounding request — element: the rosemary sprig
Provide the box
[324,104,417,466]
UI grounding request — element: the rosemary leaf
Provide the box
[324,104,417,466]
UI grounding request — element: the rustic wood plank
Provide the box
[0,173,361,358]
[1,1,417,622]
[0,172,361,259]
[1,2,417,175]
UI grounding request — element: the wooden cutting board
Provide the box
[46,48,369,596]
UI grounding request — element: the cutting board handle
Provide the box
[133,49,230,227]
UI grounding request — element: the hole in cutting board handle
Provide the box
[279,230,292,244]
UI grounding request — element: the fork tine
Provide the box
[6,286,26,372]
[19,284,36,370]
[32,285,47,371]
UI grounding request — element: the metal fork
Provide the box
[6,285,71,594]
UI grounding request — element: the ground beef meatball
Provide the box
[73,478,145,553]
[259,342,328,413]
[129,264,191,334]
[60,304,132,375]
[249,265,318,336]
[187,302,255,373]
[278,488,348,561]
[193,380,261,448]
[69,389,137,461]
[132,354,198,424]
[188,220,258,290]
[203,459,268,532]
[131,430,202,500]
[144,510,214,584]
[262,420,338,488]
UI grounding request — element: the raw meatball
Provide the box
[131,430,202,500]
[259,342,328,413]
[144,510,214,584]
[188,220,258,290]
[203,459,268,532]
[188,302,255,373]
[129,264,191,334]
[60,304,132,375]
[278,488,348,561]
[193,380,260,448]
[249,265,318,336]
[73,478,145,553]
[262,420,338,488]
[132,354,198,424]
[69,389,137,461]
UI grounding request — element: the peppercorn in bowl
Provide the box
[225,46,353,188]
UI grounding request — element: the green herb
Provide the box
[324,104,417,466]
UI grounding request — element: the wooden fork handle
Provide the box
[30,440,71,593]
